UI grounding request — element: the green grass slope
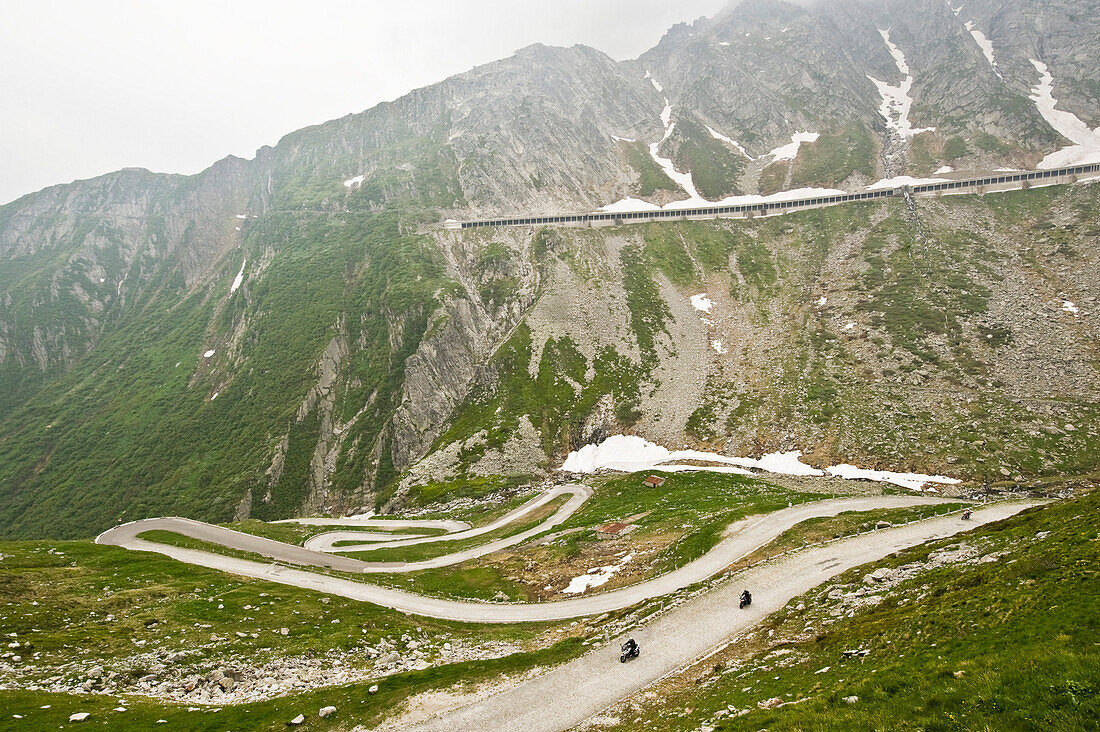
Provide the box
[597,491,1100,731]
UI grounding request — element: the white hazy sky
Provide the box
[1,0,731,205]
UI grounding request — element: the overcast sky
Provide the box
[1,0,733,205]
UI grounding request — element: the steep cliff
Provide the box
[1,0,1098,538]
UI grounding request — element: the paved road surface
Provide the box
[97,484,591,575]
[304,485,591,553]
[98,495,978,622]
[399,500,1038,732]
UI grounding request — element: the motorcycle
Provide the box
[962,509,972,520]
[739,590,752,609]
[620,639,640,663]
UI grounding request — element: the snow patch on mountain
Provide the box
[562,553,634,594]
[229,260,246,294]
[647,99,708,205]
[825,464,960,491]
[706,125,752,159]
[868,29,935,139]
[690,294,713,313]
[599,197,661,212]
[767,131,819,162]
[562,435,959,491]
[866,175,951,190]
[964,21,1000,78]
[343,175,365,188]
[644,69,663,92]
[1028,59,1100,168]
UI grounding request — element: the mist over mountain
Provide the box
[1,0,1098,539]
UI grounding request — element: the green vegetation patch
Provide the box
[664,115,745,201]
[620,140,680,198]
[788,124,875,189]
[595,493,1100,731]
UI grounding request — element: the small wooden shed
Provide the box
[595,522,631,540]
[643,475,666,488]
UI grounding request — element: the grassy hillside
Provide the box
[0,211,447,539]
[595,491,1100,730]
[2,183,1099,540]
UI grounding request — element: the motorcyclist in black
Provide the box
[740,589,752,608]
[623,637,638,655]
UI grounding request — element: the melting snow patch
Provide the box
[706,125,752,159]
[691,294,713,313]
[844,321,857,331]
[343,175,365,189]
[934,165,954,174]
[230,260,246,294]
[203,349,216,358]
[718,41,730,46]
[711,340,727,354]
[648,100,708,205]
[868,29,935,138]
[866,175,950,190]
[951,4,964,16]
[659,100,673,129]
[563,554,634,594]
[825,464,961,491]
[644,70,663,93]
[600,197,660,213]
[767,131,819,162]
[1062,300,1079,315]
[816,296,827,306]
[964,21,1000,78]
[235,214,247,220]
[1028,59,1100,168]
[210,392,219,401]
[611,134,637,143]
[562,435,958,490]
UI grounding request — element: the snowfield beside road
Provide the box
[561,434,961,491]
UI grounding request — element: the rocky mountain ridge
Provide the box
[1,0,1098,538]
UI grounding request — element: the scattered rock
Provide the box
[319,706,337,718]
[288,714,305,725]
[87,665,105,678]
[757,697,783,709]
[69,712,90,722]
[875,521,892,530]
[368,685,379,694]
[843,695,859,704]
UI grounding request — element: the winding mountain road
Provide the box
[95,488,1042,730]
[95,493,1007,623]
[303,485,590,554]
[397,500,1039,732]
[97,484,591,575]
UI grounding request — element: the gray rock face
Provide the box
[1,0,1098,536]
